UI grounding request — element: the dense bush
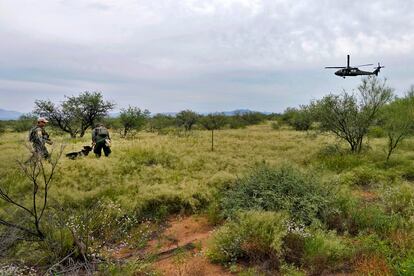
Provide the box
[219,164,330,224]
[396,254,414,276]
[302,229,352,274]
[207,211,288,265]
[0,122,5,135]
[119,106,150,137]
[148,114,176,134]
[11,114,37,132]
[282,107,313,131]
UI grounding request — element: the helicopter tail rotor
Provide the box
[374,63,385,76]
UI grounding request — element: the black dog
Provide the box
[66,146,93,160]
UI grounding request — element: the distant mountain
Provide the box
[108,109,272,118]
[161,109,272,117]
[220,109,272,116]
[0,109,22,120]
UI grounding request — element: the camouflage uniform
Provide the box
[92,125,111,157]
[29,126,52,159]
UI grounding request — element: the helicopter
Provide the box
[325,55,384,78]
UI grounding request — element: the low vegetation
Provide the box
[1,77,414,275]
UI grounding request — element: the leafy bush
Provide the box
[11,114,37,132]
[302,230,352,274]
[282,107,313,131]
[396,254,414,276]
[148,114,176,134]
[316,146,364,172]
[0,122,5,135]
[207,211,288,266]
[353,234,393,275]
[219,164,330,224]
[381,184,414,218]
[321,187,358,234]
[270,121,280,130]
[341,165,384,187]
[119,106,150,137]
[401,166,414,182]
[368,126,386,138]
[349,204,402,237]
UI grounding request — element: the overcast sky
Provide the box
[1,0,414,114]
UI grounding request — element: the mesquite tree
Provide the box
[200,113,227,151]
[381,89,414,161]
[119,106,150,137]
[34,92,114,138]
[176,110,199,132]
[311,77,393,153]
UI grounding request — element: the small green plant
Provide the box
[270,121,280,130]
[302,229,352,274]
[342,165,383,187]
[207,211,288,266]
[396,254,414,276]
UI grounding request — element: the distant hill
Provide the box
[109,109,271,118]
[0,109,22,120]
[160,109,272,117]
[220,109,272,116]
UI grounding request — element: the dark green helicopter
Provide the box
[325,55,384,78]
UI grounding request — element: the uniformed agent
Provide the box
[92,123,111,158]
[29,117,53,159]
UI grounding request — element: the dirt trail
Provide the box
[149,215,232,276]
[112,215,232,276]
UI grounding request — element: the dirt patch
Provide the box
[155,254,230,276]
[148,215,232,276]
[353,190,379,202]
[109,215,231,275]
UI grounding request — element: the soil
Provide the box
[111,215,232,276]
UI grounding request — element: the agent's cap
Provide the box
[37,117,49,123]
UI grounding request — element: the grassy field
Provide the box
[1,122,414,275]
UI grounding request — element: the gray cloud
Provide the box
[1,0,413,113]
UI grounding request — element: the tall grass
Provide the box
[1,124,414,274]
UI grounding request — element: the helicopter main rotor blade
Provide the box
[325,66,346,69]
[355,64,374,67]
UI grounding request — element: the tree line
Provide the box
[1,77,413,158]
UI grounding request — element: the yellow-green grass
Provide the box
[2,122,414,274]
[0,123,413,217]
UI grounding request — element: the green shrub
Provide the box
[401,166,414,182]
[368,126,386,138]
[219,164,330,224]
[350,204,402,237]
[341,165,384,187]
[355,234,393,258]
[270,121,280,130]
[396,254,414,276]
[302,230,352,274]
[0,122,5,135]
[316,147,364,172]
[320,187,358,234]
[207,211,288,266]
[381,183,414,217]
[98,259,157,275]
[228,116,247,129]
